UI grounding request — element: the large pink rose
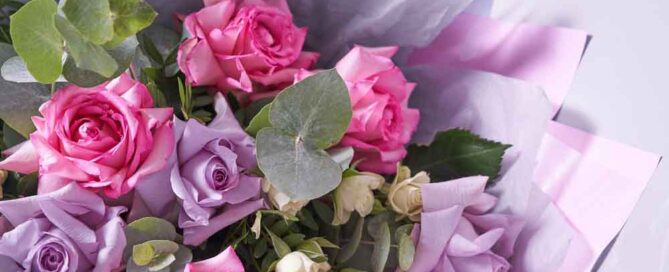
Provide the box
[178,0,319,103]
[298,46,419,174]
[0,74,174,198]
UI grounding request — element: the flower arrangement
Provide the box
[0,0,660,271]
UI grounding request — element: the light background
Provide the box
[483,0,669,271]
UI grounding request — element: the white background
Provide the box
[486,0,669,271]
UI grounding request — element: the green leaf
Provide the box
[404,129,511,184]
[297,240,325,260]
[3,122,25,149]
[336,215,364,264]
[327,147,354,171]
[126,217,178,241]
[256,70,351,200]
[283,233,306,248]
[17,172,37,196]
[341,269,365,272]
[371,222,391,272]
[1,56,66,83]
[0,44,49,137]
[108,0,157,47]
[62,35,138,87]
[62,0,114,45]
[312,200,334,224]
[398,233,415,271]
[253,238,268,258]
[309,237,339,249]
[147,253,176,271]
[266,227,291,258]
[9,0,63,83]
[132,243,155,266]
[269,69,351,149]
[245,103,271,137]
[298,209,318,231]
[257,127,342,200]
[55,15,117,78]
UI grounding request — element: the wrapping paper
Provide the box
[407,66,573,271]
[535,122,661,270]
[407,12,660,271]
[409,13,588,116]
[287,0,473,66]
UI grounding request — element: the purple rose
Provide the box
[0,183,126,272]
[162,93,264,245]
[408,176,525,272]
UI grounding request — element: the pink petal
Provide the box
[185,246,244,272]
[0,141,38,174]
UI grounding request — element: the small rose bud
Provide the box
[275,251,331,272]
[262,179,309,216]
[388,165,429,221]
[332,172,385,225]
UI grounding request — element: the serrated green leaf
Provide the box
[62,0,114,45]
[9,0,63,83]
[55,15,117,78]
[371,222,391,272]
[257,127,342,200]
[245,103,271,137]
[108,0,157,47]
[336,215,364,264]
[404,129,511,184]
[398,233,415,271]
[62,35,138,87]
[269,69,351,149]
[266,227,291,258]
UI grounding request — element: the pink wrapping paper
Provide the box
[409,12,588,116]
[535,122,660,271]
[408,12,661,271]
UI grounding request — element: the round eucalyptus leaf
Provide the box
[63,36,138,87]
[257,127,343,200]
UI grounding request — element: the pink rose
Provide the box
[185,246,245,272]
[0,74,174,198]
[178,0,319,103]
[298,46,419,174]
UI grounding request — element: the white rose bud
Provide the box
[332,172,385,225]
[262,179,309,216]
[275,251,331,272]
[388,165,429,221]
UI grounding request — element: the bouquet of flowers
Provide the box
[0,0,660,271]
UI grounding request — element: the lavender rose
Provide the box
[0,183,126,271]
[163,93,264,245]
[408,176,525,272]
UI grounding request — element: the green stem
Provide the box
[50,83,56,95]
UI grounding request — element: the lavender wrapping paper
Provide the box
[407,66,573,271]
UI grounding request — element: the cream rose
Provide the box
[275,251,331,272]
[388,165,429,221]
[332,172,385,225]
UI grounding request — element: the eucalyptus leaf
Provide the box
[404,129,511,184]
[109,0,157,47]
[62,35,138,87]
[327,146,354,171]
[9,0,63,83]
[124,217,179,262]
[245,102,271,137]
[269,69,351,149]
[370,222,391,272]
[336,215,364,264]
[257,127,342,200]
[0,43,49,137]
[62,0,114,45]
[1,56,66,83]
[132,243,155,266]
[147,253,176,271]
[398,233,415,271]
[55,15,117,78]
